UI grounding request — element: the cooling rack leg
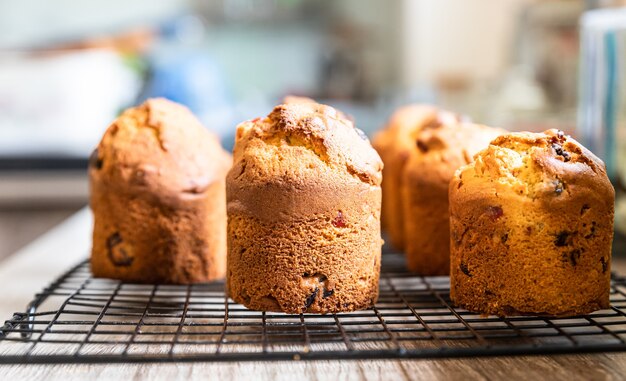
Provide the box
[19,303,37,339]
[0,314,25,338]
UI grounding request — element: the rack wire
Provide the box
[1,252,626,363]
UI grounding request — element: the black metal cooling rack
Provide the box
[2,253,626,364]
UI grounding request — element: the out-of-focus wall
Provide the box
[0,0,185,49]
[401,0,532,87]
[329,0,404,94]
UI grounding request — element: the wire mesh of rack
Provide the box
[1,253,626,363]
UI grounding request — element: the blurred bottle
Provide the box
[578,7,626,234]
[141,14,234,143]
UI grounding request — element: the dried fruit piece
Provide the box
[305,287,318,309]
[501,233,509,244]
[553,179,564,195]
[332,211,347,228]
[460,262,472,277]
[548,130,567,144]
[416,139,429,153]
[323,289,334,298]
[567,249,582,266]
[106,232,134,267]
[580,204,591,215]
[485,206,503,220]
[107,232,122,247]
[554,231,572,247]
[551,143,571,162]
[89,149,103,170]
[600,257,608,273]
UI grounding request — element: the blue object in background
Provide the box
[144,51,230,117]
[578,8,626,181]
[604,29,617,178]
[141,15,237,148]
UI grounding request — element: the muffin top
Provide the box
[455,129,613,200]
[413,121,506,166]
[230,101,383,187]
[373,104,464,157]
[90,98,231,198]
[406,120,505,184]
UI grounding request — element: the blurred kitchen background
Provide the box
[1,0,625,261]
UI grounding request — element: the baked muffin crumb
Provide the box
[449,129,614,316]
[90,98,231,284]
[401,120,504,275]
[227,101,383,313]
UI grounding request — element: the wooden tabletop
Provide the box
[0,208,625,381]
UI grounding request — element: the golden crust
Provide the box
[234,102,382,186]
[463,129,607,199]
[227,102,383,313]
[402,122,505,275]
[449,129,614,316]
[90,98,232,284]
[93,98,231,199]
[373,104,462,249]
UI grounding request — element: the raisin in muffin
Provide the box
[373,105,456,250]
[90,98,232,284]
[227,101,383,313]
[449,129,614,316]
[402,122,504,275]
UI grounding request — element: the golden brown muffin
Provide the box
[372,105,455,249]
[402,122,504,275]
[90,98,232,284]
[227,101,383,314]
[449,129,614,316]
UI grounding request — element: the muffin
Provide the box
[373,105,453,249]
[449,129,614,316]
[90,98,232,284]
[227,101,383,313]
[401,121,504,275]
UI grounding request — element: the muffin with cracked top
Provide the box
[227,101,383,313]
[90,98,231,284]
[449,129,614,316]
[373,105,455,250]
[401,120,504,275]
